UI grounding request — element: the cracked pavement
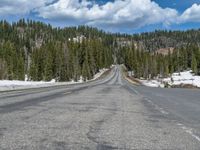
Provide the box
[0,66,200,149]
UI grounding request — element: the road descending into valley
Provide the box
[1,66,200,149]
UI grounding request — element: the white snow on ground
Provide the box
[91,68,109,81]
[0,68,109,92]
[140,79,165,88]
[0,80,58,91]
[140,70,200,88]
[165,70,200,87]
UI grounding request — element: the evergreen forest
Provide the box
[0,19,200,81]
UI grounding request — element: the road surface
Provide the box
[0,66,200,149]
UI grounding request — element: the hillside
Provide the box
[0,19,114,81]
[0,19,200,82]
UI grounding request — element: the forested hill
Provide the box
[132,30,200,52]
[0,19,114,81]
[0,19,200,81]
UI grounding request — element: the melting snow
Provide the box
[0,68,108,91]
[140,70,200,88]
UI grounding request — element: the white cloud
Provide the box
[0,0,54,16]
[179,4,200,23]
[1,0,200,31]
[36,0,179,29]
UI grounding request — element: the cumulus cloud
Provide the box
[0,0,54,16]
[179,4,200,23]
[1,0,200,30]
[36,0,178,29]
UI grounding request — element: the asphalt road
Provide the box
[0,66,200,149]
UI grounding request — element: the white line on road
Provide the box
[144,97,169,115]
[125,83,140,95]
[177,123,200,142]
[146,97,200,143]
[63,91,72,95]
[130,86,140,95]
[159,108,169,115]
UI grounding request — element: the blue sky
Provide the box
[1,0,200,33]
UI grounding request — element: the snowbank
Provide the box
[0,79,79,92]
[140,70,200,88]
[140,80,164,88]
[165,70,200,87]
[91,68,109,81]
[0,68,109,92]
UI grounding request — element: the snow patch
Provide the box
[140,70,200,88]
[0,68,109,92]
[92,68,109,81]
[0,80,56,91]
[140,80,165,88]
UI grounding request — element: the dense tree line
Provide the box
[132,29,200,52]
[29,40,113,81]
[0,19,113,81]
[1,19,200,81]
[120,43,200,79]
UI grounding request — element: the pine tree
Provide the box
[0,58,7,79]
[164,59,169,77]
[17,55,25,80]
[44,52,53,81]
[192,53,198,74]
[29,61,38,81]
